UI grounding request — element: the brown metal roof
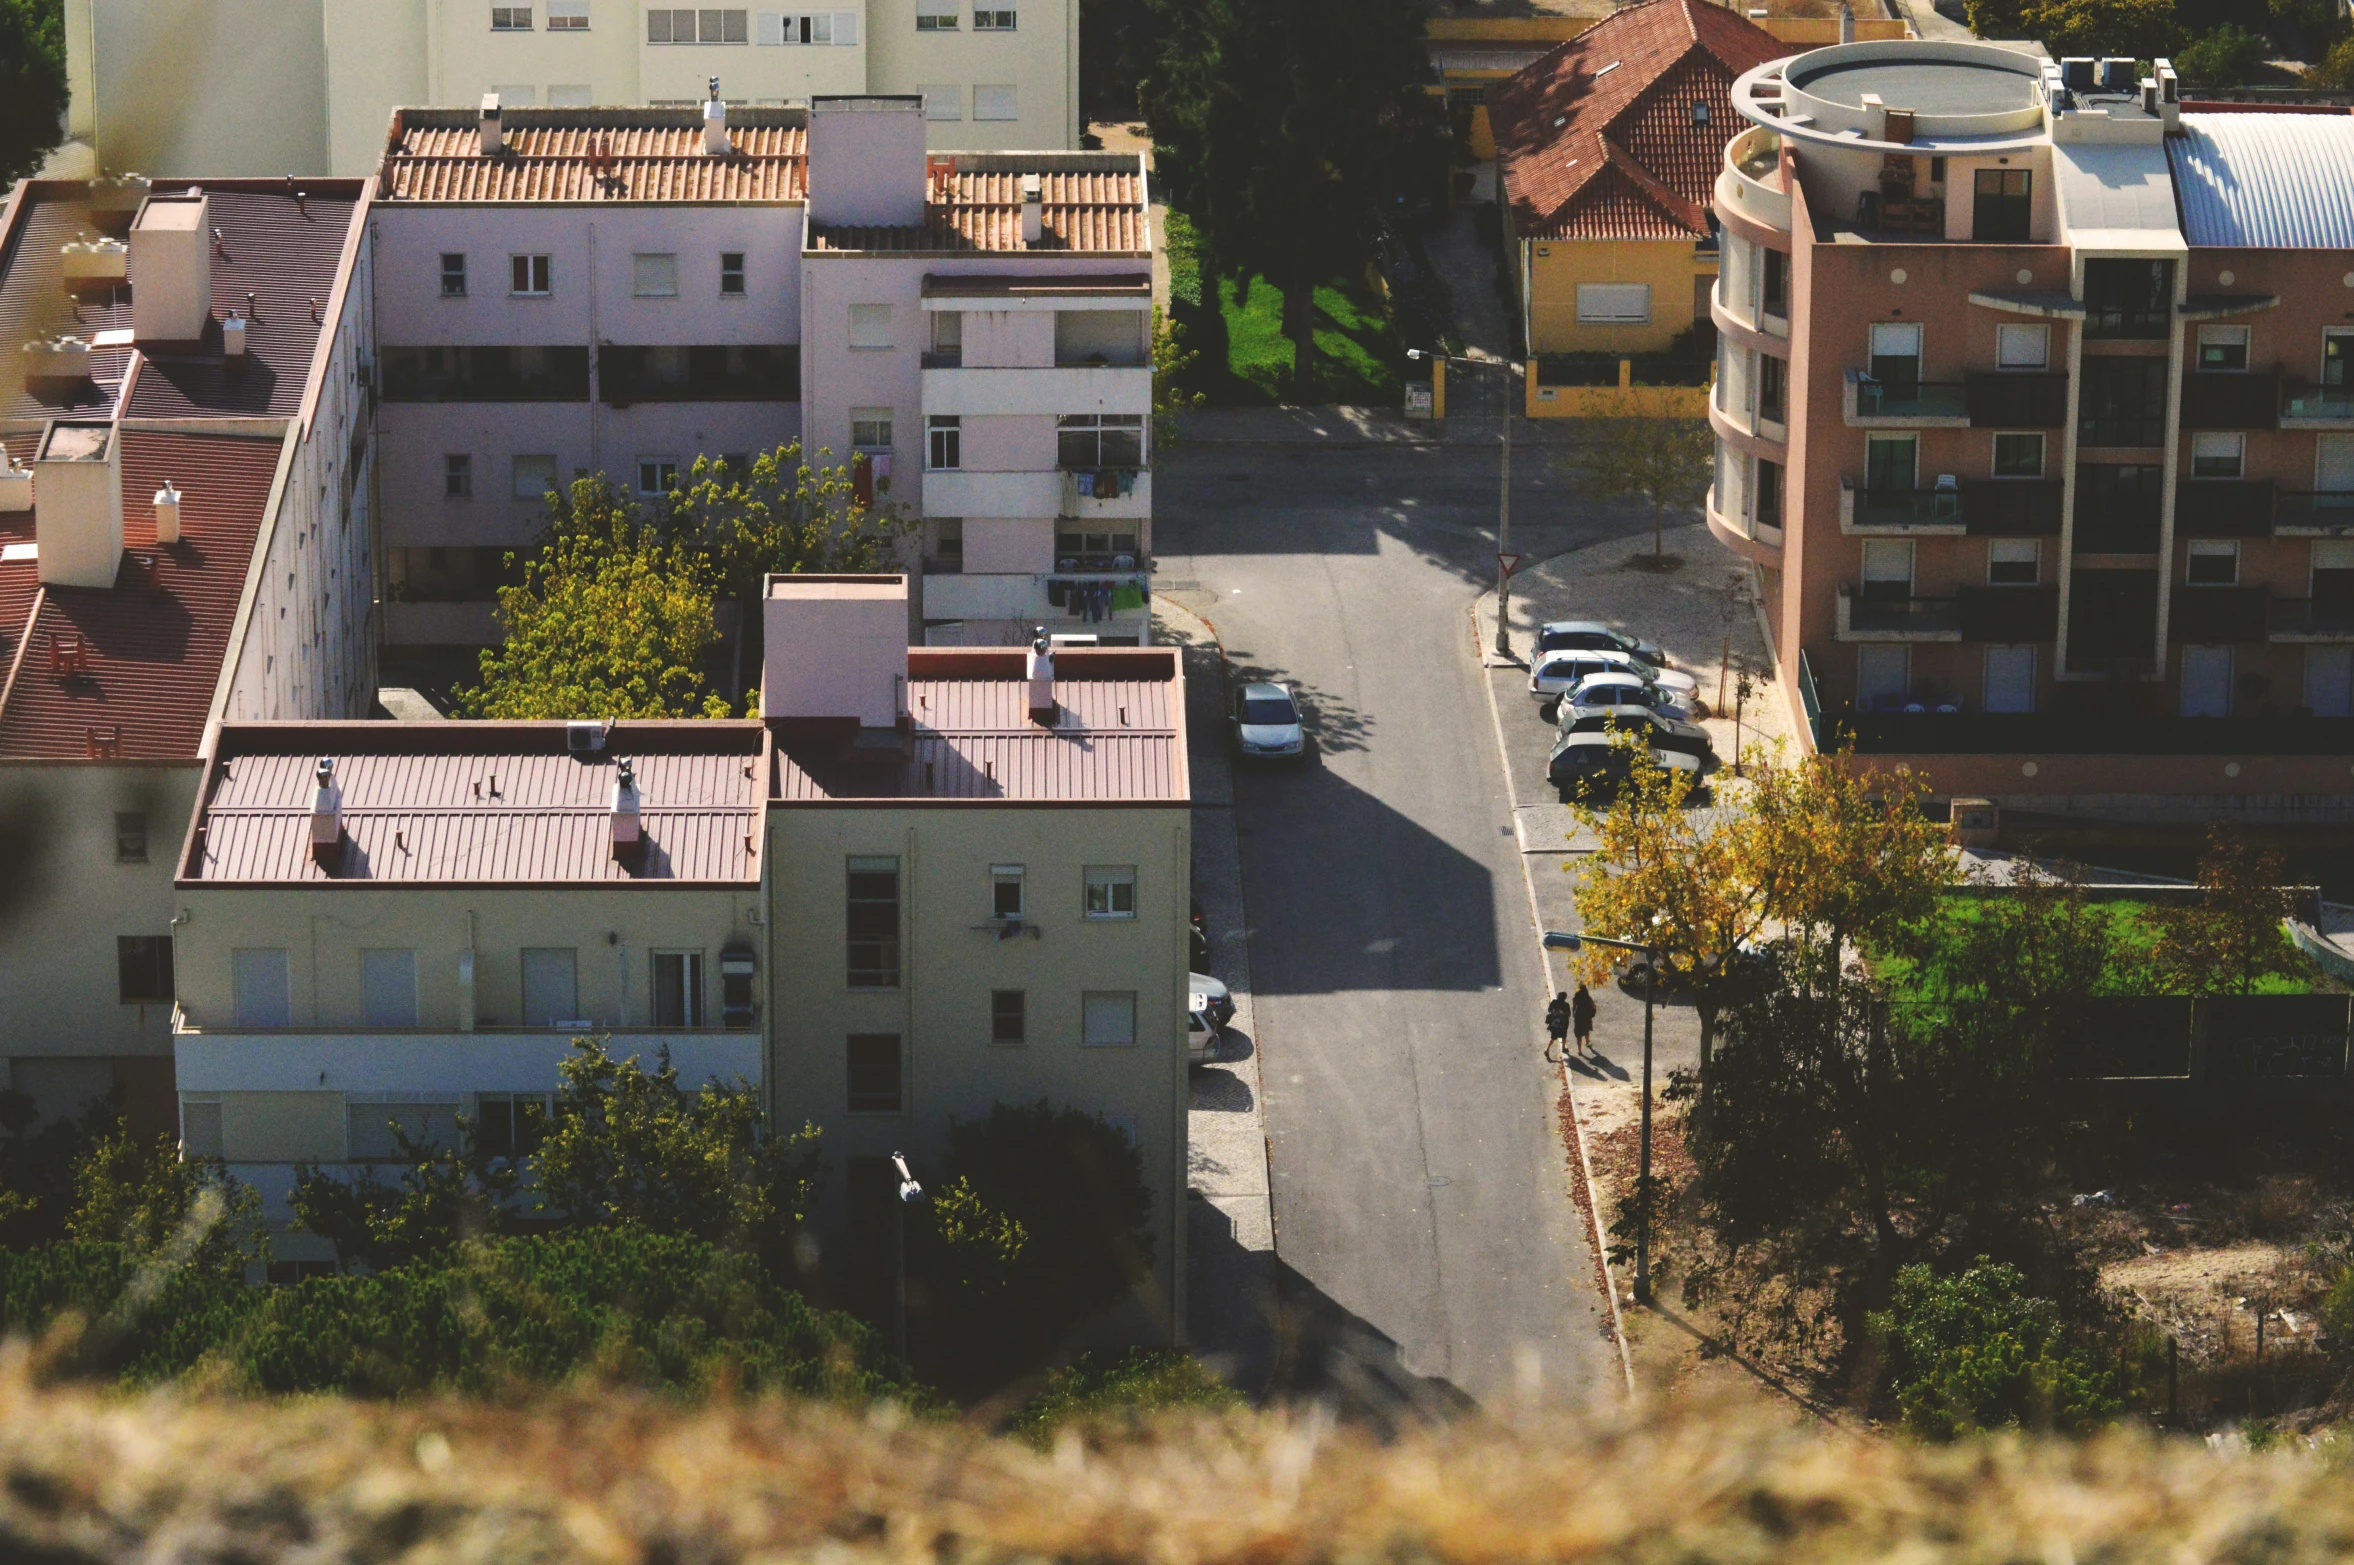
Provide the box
[773,649,1188,804]
[0,429,284,761]
[184,722,768,884]
[809,169,1150,255]
[380,111,809,203]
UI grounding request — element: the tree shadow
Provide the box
[1225,650,1375,755]
[1190,1067,1255,1113]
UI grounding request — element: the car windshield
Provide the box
[1241,697,1297,725]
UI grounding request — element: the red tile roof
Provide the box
[1490,0,1785,241]
[379,112,809,202]
[183,722,767,884]
[773,649,1188,804]
[0,429,283,761]
[808,167,1150,255]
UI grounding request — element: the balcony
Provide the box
[920,469,1062,520]
[1836,585,1961,642]
[1705,484,1782,565]
[1060,467,1151,520]
[1843,370,1969,427]
[2170,586,2269,643]
[1957,585,2059,642]
[1962,479,2064,537]
[2275,491,2354,536]
[600,345,797,404]
[2281,383,2354,428]
[171,1027,764,1096]
[1716,125,1790,232]
[2268,597,2354,643]
[1964,371,2069,428]
[919,570,1150,627]
[2181,368,2281,432]
[1834,712,2354,756]
[921,363,1152,417]
[381,345,589,402]
[2174,479,2275,539]
[1840,478,1966,536]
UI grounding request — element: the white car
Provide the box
[1528,649,1698,711]
[1187,1003,1221,1064]
[1559,673,1697,726]
[1230,681,1305,760]
[1536,620,1667,665]
[1547,711,1711,799]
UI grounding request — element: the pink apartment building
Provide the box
[1711,40,2354,826]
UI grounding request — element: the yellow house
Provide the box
[1490,0,1787,359]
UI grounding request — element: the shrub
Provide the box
[2175,23,2273,84]
[1006,1351,1242,1447]
[1871,1258,2120,1439]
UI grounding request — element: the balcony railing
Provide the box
[2181,368,2282,431]
[2275,491,2354,535]
[2280,383,2354,425]
[2269,597,2354,642]
[1832,713,2354,756]
[1964,370,2069,428]
[1840,479,1966,534]
[1962,479,2064,536]
[2169,585,2269,643]
[381,346,590,402]
[1843,370,1970,426]
[1956,585,2059,642]
[2174,479,2275,538]
[920,349,962,369]
[1837,585,1961,641]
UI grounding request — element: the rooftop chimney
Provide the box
[223,310,247,359]
[704,77,731,156]
[1021,173,1043,246]
[805,97,928,230]
[32,421,122,588]
[761,574,911,729]
[610,757,643,862]
[2154,58,2179,130]
[129,191,211,343]
[153,480,181,544]
[1025,628,1056,724]
[479,92,504,156]
[310,756,343,865]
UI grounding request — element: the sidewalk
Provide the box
[1180,403,1597,447]
[1155,593,1278,1397]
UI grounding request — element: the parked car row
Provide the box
[1526,621,1714,801]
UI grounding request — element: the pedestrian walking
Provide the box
[1544,992,1571,1061]
[1571,983,1596,1057]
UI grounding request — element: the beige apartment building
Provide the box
[60,0,1080,179]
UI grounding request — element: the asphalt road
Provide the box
[1155,420,1650,1417]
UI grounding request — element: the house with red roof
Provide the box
[1489,0,1786,360]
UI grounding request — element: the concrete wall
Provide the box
[1521,236,1715,357]
[866,0,1077,150]
[323,0,427,174]
[765,800,1191,1342]
[71,0,331,175]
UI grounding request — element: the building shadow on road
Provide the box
[1267,1260,1479,1432]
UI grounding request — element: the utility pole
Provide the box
[1543,925,1660,1305]
[1495,361,1515,659]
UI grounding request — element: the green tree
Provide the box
[1007,1349,1241,1446]
[2306,34,2354,87]
[290,1116,521,1273]
[1564,404,1713,565]
[2144,826,2315,996]
[0,1090,119,1249]
[1970,0,2180,56]
[2176,22,2273,83]
[1145,0,1440,402]
[456,475,732,720]
[1745,746,1950,983]
[1151,304,1206,453]
[0,0,66,188]
[661,443,916,703]
[1870,1258,2120,1439]
[67,1127,266,1277]
[1898,863,2135,1012]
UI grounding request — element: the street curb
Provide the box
[1468,589,1639,1403]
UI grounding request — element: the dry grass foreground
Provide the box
[8,1363,2354,1561]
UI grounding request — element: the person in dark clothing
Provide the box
[1571,983,1597,1057]
[1544,991,1571,1060]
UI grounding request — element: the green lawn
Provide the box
[1163,211,1404,407]
[1875,896,2328,1003]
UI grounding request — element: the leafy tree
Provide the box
[0,0,66,189]
[68,1128,266,1277]
[2176,22,2273,83]
[1899,862,2133,1013]
[2144,826,2315,996]
[456,475,733,719]
[1870,1258,2120,1439]
[290,1117,521,1273]
[660,443,916,703]
[1080,0,1155,122]
[2306,34,2354,88]
[1968,0,2180,55]
[1151,304,1206,453]
[1007,1349,1241,1446]
[1145,0,1440,401]
[1745,746,1950,982]
[0,1090,120,1249]
[1564,405,1712,564]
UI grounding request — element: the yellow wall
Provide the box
[1523,237,1716,356]
[1427,17,1590,42]
[1760,16,1913,43]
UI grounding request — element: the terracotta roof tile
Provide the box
[380,112,808,202]
[1490,0,1784,241]
[809,168,1149,254]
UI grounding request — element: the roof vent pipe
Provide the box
[1021,173,1043,247]
[153,480,180,544]
[704,77,731,156]
[311,757,343,863]
[479,93,504,156]
[611,757,644,861]
[1025,627,1055,724]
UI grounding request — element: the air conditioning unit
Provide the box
[567,720,608,754]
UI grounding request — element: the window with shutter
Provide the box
[1574,283,1650,324]
[973,83,1018,120]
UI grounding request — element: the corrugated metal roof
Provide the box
[381,115,809,203]
[0,430,282,761]
[2170,112,2354,249]
[188,725,766,883]
[809,170,1149,255]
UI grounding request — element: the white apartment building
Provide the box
[60,0,1079,179]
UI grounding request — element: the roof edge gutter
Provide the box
[198,421,305,762]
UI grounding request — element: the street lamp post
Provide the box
[1407,349,1519,658]
[1544,928,1656,1305]
[891,1151,924,1363]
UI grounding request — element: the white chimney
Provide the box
[1021,173,1043,246]
[761,574,911,728]
[222,312,247,358]
[21,335,90,382]
[129,191,211,343]
[2155,59,2180,131]
[1026,627,1055,724]
[610,757,644,861]
[310,756,343,859]
[153,480,181,544]
[0,457,30,513]
[703,77,731,156]
[32,421,122,588]
[479,92,504,156]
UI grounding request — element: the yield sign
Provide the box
[1497,552,1525,580]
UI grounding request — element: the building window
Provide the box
[520,947,579,1025]
[1759,248,1786,317]
[2084,257,2172,340]
[114,812,147,862]
[1988,537,2040,585]
[991,989,1026,1045]
[2192,431,2245,479]
[2198,325,2250,372]
[631,252,679,297]
[1992,432,2044,478]
[1984,645,2036,713]
[348,1095,460,1161]
[474,1093,552,1159]
[512,453,557,501]
[548,0,588,27]
[1084,865,1137,919]
[1690,100,1709,126]
[2079,357,2167,447]
[760,10,852,43]
[1757,352,1785,423]
[118,936,173,1003]
[922,84,963,120]
[440,253,467,297]
[1868,321,1923,398]
[2327,328,2354,388]
[2181,644,2233,717]
[231,947,291,1028]
[491,5,533,29]
[1860,537,1915,600]
[927,415,961,470]
[849,303,894,349]
[848,855,901,987]
[929,517,963,569]
[1082,991,1137,1048]
[179,1096,223,1158]
[636,457,679,496]
[510,253,552,296]
[916,3,958,26]
[991,863,1025,919]
[1856,644,1912,712]
[720,251,746,295]
[1755,456,1782,530]
[850,408,894,450]
[445,453,474,498]
[2187,538,2240,585]
[1446,85,1486,112]
[1995,322,2048,369]
[1575,282,1651,324]
[847,1033,903,1112]
[648,6,747,41]
[360,948,419,1028]
[652,951,704,1026]
[973,84,1018,120]
[1864,433,1917,495]
[975,7,1015,26]
[1972,168,2030,242]
[1057,413,1144,469]
[2306,645,2353,717]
